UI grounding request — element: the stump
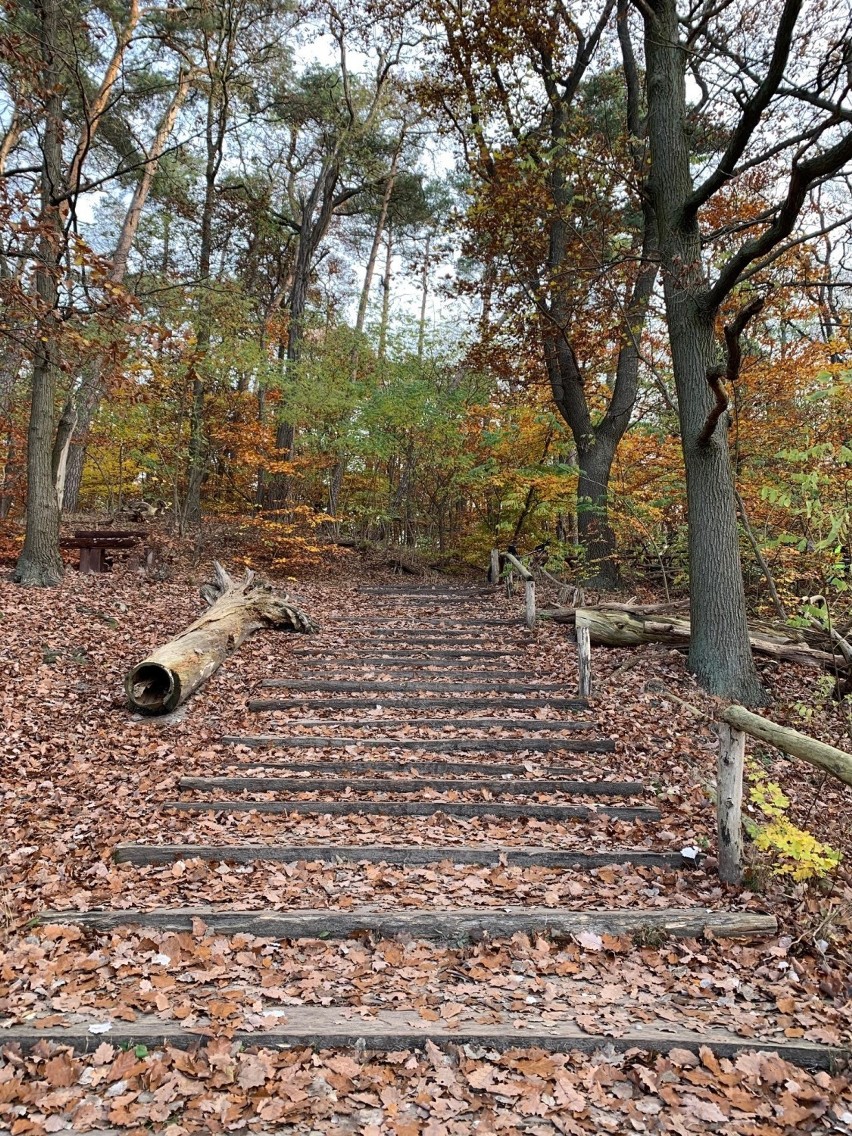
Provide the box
[126,562,316,714]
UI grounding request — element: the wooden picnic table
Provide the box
[61,529,145,573]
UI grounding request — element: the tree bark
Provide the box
[640,0,763,703]
[14,0,64,587]
[356,142,402,334]
[378,224,393,361]
[126,562,316,714]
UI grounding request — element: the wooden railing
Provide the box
[504,552,537,631]
[715,706,852,883]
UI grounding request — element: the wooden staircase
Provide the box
[24,584,846,1069]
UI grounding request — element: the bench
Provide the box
[61,530,145,573]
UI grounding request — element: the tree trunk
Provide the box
[417,232,431,360]
[14,0,64,587]
[356,143,402,334]
[378,225,393,361]
[126,562,316,714]
[642,0,763,704]
[576,432,620,588]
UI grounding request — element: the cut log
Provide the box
[37,905,776,940]
[571,607,846,671]
[126,562,316,714]
[1,1010,838,1066]
[113,843,692,869]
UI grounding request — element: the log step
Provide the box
[179,776,641,796]
[36,905,777,941]
[358,587,482,594]
[1,1009,837,1067]
[161,800,659,820]
[222,735,615,752]
[260,680,571,693]
[358,636,508,645]
[227,759,591,777]
[292,649,515,659]
[112,843,693,869]
[362,596,472,603]
[328,618,522,626]
[249,697,590,711]
[242,718,598,731]
[296,657,518,667]
[299,663,527,672]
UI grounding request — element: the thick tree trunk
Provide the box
[576,433,620,588]
[14,0,64,587]
[668,297,764,701]
[126,562,316,714]
[642,0,763,704]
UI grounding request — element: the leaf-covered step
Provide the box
[3,1009,837,1068]
[241,718,598,731]
[161,799,660,821]
[37,905,777,941]
[260,679,573,693]
[112,843,693,869]
[250,697,589,711]
[179,775,641,796]
[222,735,614,752]
[225,758,590,777]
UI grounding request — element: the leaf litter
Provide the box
[0,558,850,1132]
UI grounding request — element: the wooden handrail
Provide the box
[503,552,533,581]
[490,547,536,629]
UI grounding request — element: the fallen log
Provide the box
[568,607,845,671]
[126,562,316,714]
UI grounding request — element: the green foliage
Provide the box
[745,761,842,882]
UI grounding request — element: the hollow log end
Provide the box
[126,661,181,714]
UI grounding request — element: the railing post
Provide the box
[525,577,536,630]
[577,624,592,698]
[489,547,500,585]
[717,722,746,884]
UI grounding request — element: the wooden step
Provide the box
[261,679,571,694]
[328,618,522,626]
[222,735,614,753]
[37,905,776,940]
[249,697,589,711]
[179,776,641,796]
[161,799,659,820]
[292,649,515,658]
[240,718,598,731]
[358,636,507,645]
[296,657,518,668]
[113,843,693,869]
[359,587,481,594]
[2,1009,836,1067]
[299,667,528,679]
[227,759,591,777]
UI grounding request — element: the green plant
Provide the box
[744,761,842,882]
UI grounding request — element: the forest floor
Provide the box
[0,532,850,1134]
